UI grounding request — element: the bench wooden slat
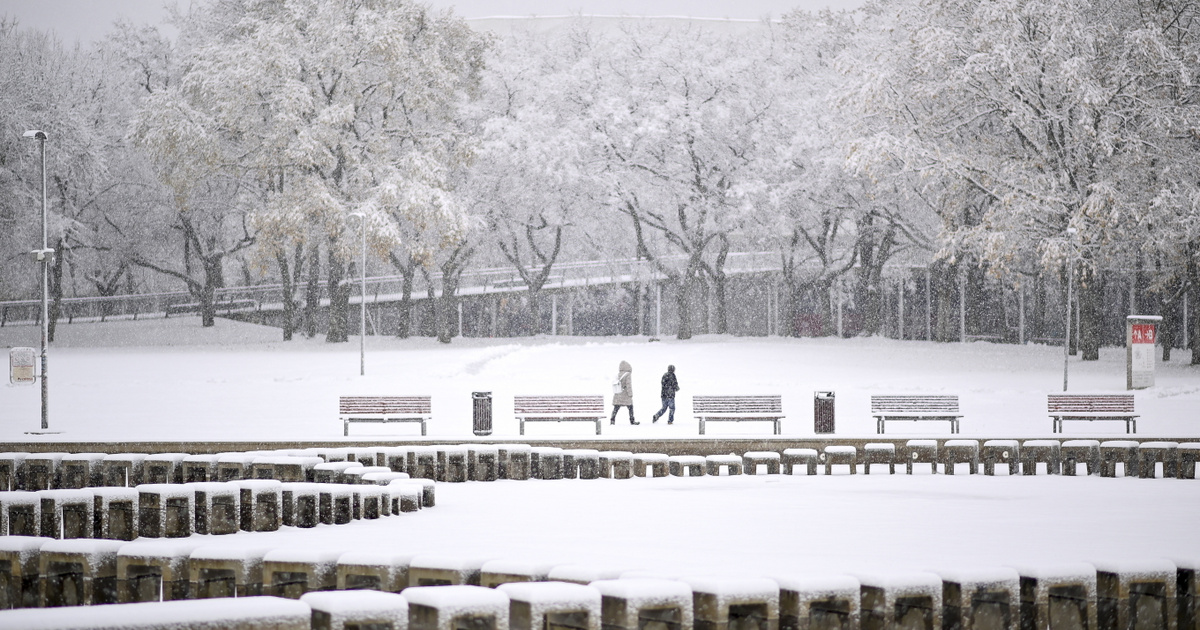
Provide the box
[870,395,962,434]
[339,396,431,415]
[692,395,784,435]
[1047,394,1137,434]
[514,395,606,436]
[339,396,431,436]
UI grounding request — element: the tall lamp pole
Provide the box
[349,213,367,376]
[23,130,51,430]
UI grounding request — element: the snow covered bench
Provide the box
[339,396,430,437]
[871,395,961,434]
[693,395,784,435]
[1048,394,1138,434]
[514,395,606,436]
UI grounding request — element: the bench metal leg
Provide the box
[774,420,780,435]
[344,419,349,437]
[595,419,601,436]
[519,419,525,435]
[699,419,705,435]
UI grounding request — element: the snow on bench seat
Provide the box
[514,395,606,437]
[871,395,962,434]
[693,395,784,435]
[1048,394,1138,434]
[339,395,431,437]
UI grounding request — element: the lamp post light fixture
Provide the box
[23,130,51,430]
[348,212,367,376]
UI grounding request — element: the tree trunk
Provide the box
[277,251,296,341]
[304,239,321,338]
[934,262,958,342]
[1157,279,1179,362]
[199,257,225,328]
[47,238,65,342]
[1077,265,1103,361]
[1188,250,1200,365]
[326,246,350,343]
[526,290,542,336]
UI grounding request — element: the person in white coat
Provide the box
[610,360,638,425]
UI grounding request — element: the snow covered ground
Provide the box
[0,316,1197,441]
[0,317,1198,582]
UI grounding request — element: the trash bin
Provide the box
[472,392,492,436]
[814,391,835,434]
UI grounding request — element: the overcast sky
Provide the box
[0,0,864,45]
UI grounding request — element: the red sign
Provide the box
[1131,324,1156,345]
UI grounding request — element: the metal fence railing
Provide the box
[0,252,784,327]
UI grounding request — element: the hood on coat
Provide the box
[619,360,632,373]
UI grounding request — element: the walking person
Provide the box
[652,364,679,424]
[611,360,638,425]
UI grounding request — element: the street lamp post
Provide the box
[349,213,367,376]
[23,130,51,430]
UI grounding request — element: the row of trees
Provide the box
[2,0,1198,360]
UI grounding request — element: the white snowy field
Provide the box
[0,317,1197,586]
[0,316,1197,441]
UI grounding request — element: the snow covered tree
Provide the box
[134,0,485,340]
[848,0,1200,358]
[469,21,608,335]
[579,20,783,339]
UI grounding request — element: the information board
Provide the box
[1127,316,1161,390]
[9,347,35,385]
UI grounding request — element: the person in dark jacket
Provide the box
[651,365,679,424]
[611,360,638,425]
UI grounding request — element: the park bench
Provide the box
[871,395,962,434]
[339,396,430,436]
[692,395,784,435]
[514,395,605,435]
[1047,394,1138,434]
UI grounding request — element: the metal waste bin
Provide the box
[814,391,835,434]
[472,392,493,436]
